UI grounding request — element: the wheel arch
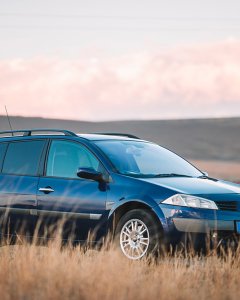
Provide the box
[108,200,163,235]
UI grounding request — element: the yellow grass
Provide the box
[1,165,240,300]
[1,242,240,300]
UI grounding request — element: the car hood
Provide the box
[141,177,240,195]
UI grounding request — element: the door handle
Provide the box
[39,187,54,194]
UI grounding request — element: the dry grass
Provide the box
[1,166,240,300]
[0,241,240,300]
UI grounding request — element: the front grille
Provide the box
[216,201,238,211]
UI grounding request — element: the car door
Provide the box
[36,139,108,243]
[0,139,47,239]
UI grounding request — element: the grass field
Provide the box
[0,157,240,300]
[1,242,240,300]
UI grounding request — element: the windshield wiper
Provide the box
[198,175,209,179]
[121,172,193,178]
[198,174,218,181]
[153,173,193,178]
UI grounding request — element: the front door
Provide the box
[36,139,108,243]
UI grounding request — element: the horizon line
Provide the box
[0,114,240,123]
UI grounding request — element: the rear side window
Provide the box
[2,140,45,176]
[0,143,8,171]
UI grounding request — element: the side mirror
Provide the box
[77,168,104,182]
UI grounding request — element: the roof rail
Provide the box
[93,133,140,139]
[0,129,77,138]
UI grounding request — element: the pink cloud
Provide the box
[0,39,240,121]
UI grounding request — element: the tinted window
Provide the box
[2,140,45,176]
[46,140,100,179]
[0,143,8,171]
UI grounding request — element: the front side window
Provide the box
[2,140,45,176]
[46,140,100,179]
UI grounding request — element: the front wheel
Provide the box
[114,209,161,260]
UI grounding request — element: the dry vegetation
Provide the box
[1,168,240,300]
[1,241,240,300]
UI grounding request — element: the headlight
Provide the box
[161,194,218,210]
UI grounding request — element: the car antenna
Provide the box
[4,105,14,136]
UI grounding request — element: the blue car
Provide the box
[0,129,239,259]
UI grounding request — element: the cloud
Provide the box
[0,39,240,121]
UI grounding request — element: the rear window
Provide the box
[0,143,8,171]
[2,140,45,176]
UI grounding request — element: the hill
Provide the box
[0,116,239,162]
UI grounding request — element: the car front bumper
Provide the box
[172,218,234,233]
[155,203,240,247]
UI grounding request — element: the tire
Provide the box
[114,209,161,260]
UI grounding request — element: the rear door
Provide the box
[36,139,108,242]
[0,139,47,239]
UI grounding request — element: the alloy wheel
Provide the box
[120,218,150,260]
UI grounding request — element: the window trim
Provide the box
[37,138,50,176]
[1,139,47,177]
[43,138,108,180]
[0,142,9,173]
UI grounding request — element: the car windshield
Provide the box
[95,140,203,178]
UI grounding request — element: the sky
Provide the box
[0,0,240,121]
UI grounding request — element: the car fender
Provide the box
[107,195,167,230]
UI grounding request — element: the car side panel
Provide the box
[36,177,108,242]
